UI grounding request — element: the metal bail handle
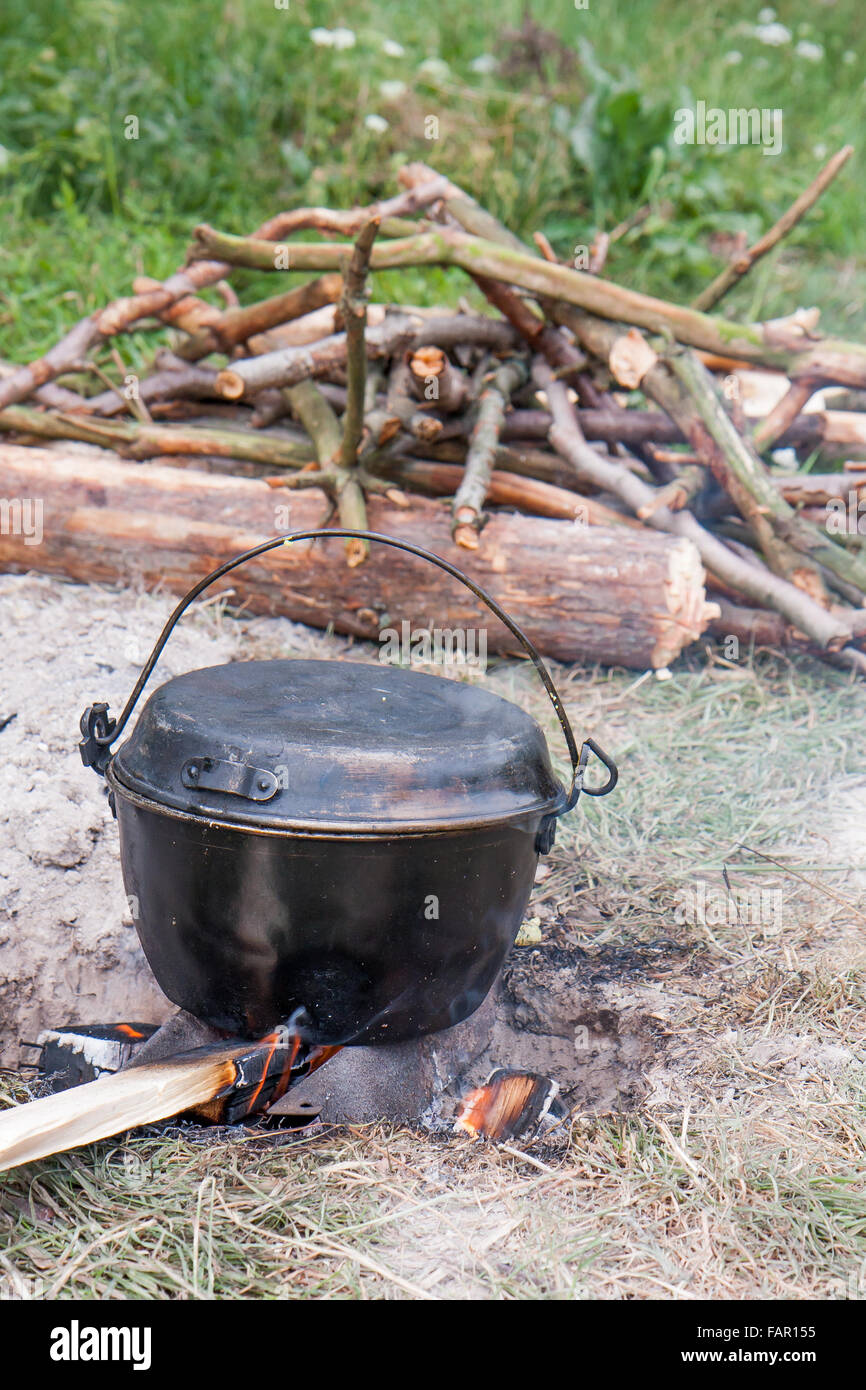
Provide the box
[78,529,618,812]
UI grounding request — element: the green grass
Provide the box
[0,0,863,365]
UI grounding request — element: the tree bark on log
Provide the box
[0,444,715,669]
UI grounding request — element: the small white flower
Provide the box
[771,447,798,470]
[812,142,828,159]
[723,50,743,65]
[382,39,405,58]
[331,27,356,50]
[753,22,791,44]
[795,40,824,61]
[843,50,856,64]
[364,114,389,134]
[757,7,776,22]
[418,58,450,80]
[469,54,498,74]
[379,80,407,101]
[310,27,334,46]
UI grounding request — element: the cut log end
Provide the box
[454,524,480,550]
[652,537,718,669]
[215,369,245,400]
[345,537,368,568]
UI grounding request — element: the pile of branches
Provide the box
[3,152,866,674]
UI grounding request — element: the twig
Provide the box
[284,378,342,466]
[214,313,517,400]
[340,219,379,472]
[215,315,420,399]
[664,349,825,588]
[196,206,866,386]
[86,353,221,417]
[693,146,854,313]
[452,358,527,546]
[370,456,639,528]
[737,842,866,924]
[407,347,467,414]
[752,378,819,451]
[252,175,450,243]
[667,349,866,598]
[470,274,584,371]
[637,465,704,519]
[0,182,450,413]
[363,356,442,448]
[176,275,343,362]
[335,218,380,564]
[0,403,314,468]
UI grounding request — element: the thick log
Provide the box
[0,445,715,669]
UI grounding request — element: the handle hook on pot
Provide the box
[576,737,619,799]
[78,529,618,813]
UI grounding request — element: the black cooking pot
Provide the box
[79,530,617,1045]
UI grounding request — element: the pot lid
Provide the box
[111,659,566,832]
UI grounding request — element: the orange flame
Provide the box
[246,1030,301,1114]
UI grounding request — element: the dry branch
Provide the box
[452,358,527,547]
[0,403,313,468]
[692,146,854,312]
[534,361,852,653]
[189,222,866,386]
[176,274,343,361]
[407,347,468,413]
[339,219,379,471]
[214,314,515,400]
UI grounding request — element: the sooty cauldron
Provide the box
[79,530,617,1046]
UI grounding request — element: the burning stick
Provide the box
[455,1069,560,1144]
[0,1027,339,1174]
